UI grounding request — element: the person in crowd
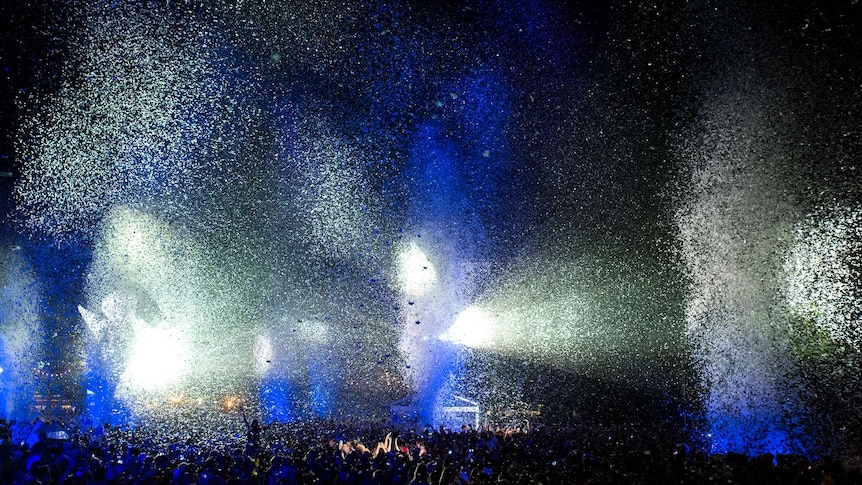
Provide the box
[1,414,860,484]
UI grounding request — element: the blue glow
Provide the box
[0,345,22,420]
[260,377,298,423]
[83,369,129,426]
[308,356,338,418]
[399,68,515,422]
[311,380,336,418]
[704,411,809,458]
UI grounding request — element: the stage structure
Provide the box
[391,394,481,430]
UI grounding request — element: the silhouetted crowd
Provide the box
[1,416,860,484]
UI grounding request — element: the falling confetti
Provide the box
[0,0,859,462]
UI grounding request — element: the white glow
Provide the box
[440,307,494,348]
[254,334,273,375]
[298,320,329,343]
[100,293,127,323]
[397,241,436,295]
[122,322,189,391]
[126,229,146,254]
[784,205,862,350]
[78,304,106,335]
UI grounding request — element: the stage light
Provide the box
[397,241,436,295]
[223,395,242,410]
[122,321,189,392]
[440,307,494,348]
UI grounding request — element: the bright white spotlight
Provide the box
[440,307,495,348]
[397,241,436,295]
[122,322,189,392]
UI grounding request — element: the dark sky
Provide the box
[3,0,858,226]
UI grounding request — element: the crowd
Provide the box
[0,415,860,484]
